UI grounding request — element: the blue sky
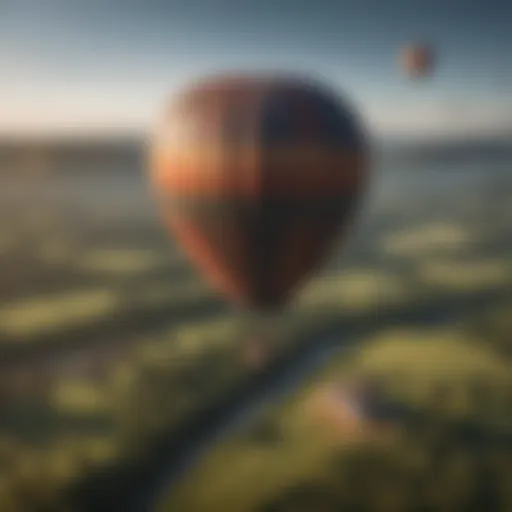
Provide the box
[1,0,512,139]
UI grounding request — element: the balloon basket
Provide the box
[239,310,281,371]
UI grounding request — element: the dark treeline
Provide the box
[2,135,512,175]
[0,136,146,174]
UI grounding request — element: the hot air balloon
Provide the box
[401,43,435,79]
[150,73,369,336]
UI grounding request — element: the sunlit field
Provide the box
[162,308,512,512]
[0,143,511,511]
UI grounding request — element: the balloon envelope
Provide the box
[401,44,435,78]
[150,74,368,311]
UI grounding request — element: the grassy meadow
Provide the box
[0,143,510,511]
[161,304,512,512]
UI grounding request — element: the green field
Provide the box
[0,159,510,510]
[160,303,512,512]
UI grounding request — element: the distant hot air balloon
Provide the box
[401,43,435,79]
[150,73,368,329]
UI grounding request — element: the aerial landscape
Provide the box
[0,135,510,511]
[1,0,512,511]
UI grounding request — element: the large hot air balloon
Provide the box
[401,43,435,79]
[150,73,368,327]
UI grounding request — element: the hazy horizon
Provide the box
[2,0,512,140]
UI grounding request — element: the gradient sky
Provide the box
[1,0,512,139]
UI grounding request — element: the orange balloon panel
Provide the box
[151,74,369,310]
